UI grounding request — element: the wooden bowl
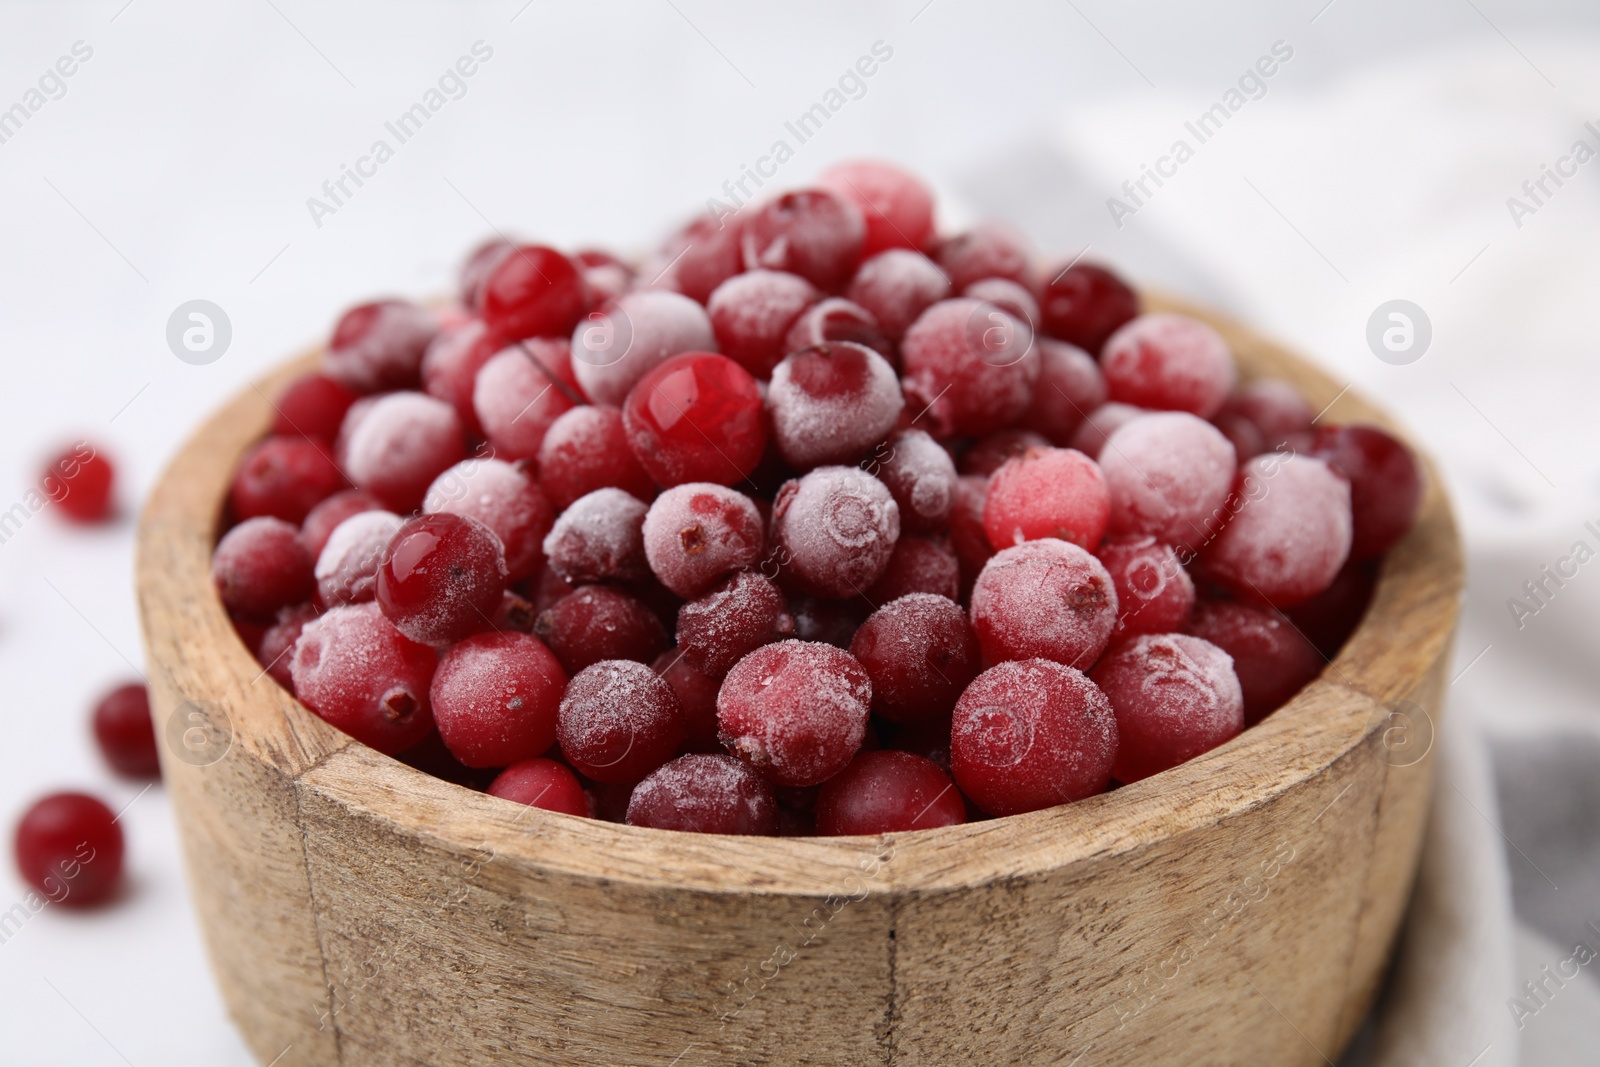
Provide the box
[136,294,1461,1067]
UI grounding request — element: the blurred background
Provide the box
[2,1,1597,1063]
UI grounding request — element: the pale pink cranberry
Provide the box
[1100,412,1237,552]
[289,602,436,754]
[1069,402,1148,460]
[675,571,795,678]
[717,640,871,787]
[299,489,383,558]
[570,289,716,407]
[1022,338,1107,444]
[872,428,957,535]
[782,298,891,359]
[983,447,1110,551]
[850,593,979,725]
[864,536,960,604]
[1090,633,1243,783]
[650,211,744,304]
[537,405,656,512]
[1223,379,1313,446]
[741,189,866,292]
[1203,452,1353,608]
[641,483,764,598]
[845,249,950,343]
[480,245,587,343]
[970,538,1118,668]
[767,342,903,470]
[474,342,579,462]
[542,488,650,584]
[626,753,778,835]
[324,300,439,394]
[1039,261,1139,355]
[963,277,1038,328]
[959,429,1052,479]
[900,298,1040,438]
[772,466,900,598]
[431,631,567,768]
[459,238,517,311]
[340,392,466,513]
[314,510,402,606]
[707,269,819,379]
[213,516,314,620]
[1097,536,1196,640]
[557,660,685,784]
[1186,599,1323,723]
[937,221,1034,292]
[816,160,937,256]
[420,319,499,435]
[423,458,554,581]
[1101,313,1236,419]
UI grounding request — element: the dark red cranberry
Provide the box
[480,245,587,342]
[487,758,590,817]
[741,189,866,292]
[557,660,685,784]
[299,488,384,559]
[376,512,508,647]
[459,238,517,310]
[675,571,795,678]
[652,649,722,753]
[1284,559,1377,659]
[213,516,315,620]
[627,754,779,834]
[324,299,438,393]
[43,442,115,524]
[290,602,437,753]
[534,585,668,674]
[14,792,124,907]
[653,210,745,304]
[937,222,1034,292]
[816,750,966,835]
[1039,262,1140,355]
[1307,424,1423,559]
[431,631,567,768]
[229,436,347,525]
[272,373,359,440]
[92,684,159,778]
[850,593,979,725]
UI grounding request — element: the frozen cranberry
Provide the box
[676,571,794,678]
[850,593,979,725]
[767,342,903,470]
[787,595,866,649]
[1039,262,1140,355]
[846,249,951,344]
[964,277,1038,328]
[865,536,960,604]
[818,750,964,835]
[1101,412,1237,552]
[951,659,1116,816]
[571,289,716,407]
[315,510,401,607]
[1091,633,1243,783]
[558,660,685,783]
[538,405,656,511]
[324,300,438,393]
[1307,424,1422,559]
[622,352,767,488]
[958,430,1048,479]
[782,297,892,359]
[213,516,315,619]
[1225,379,1313,447]
[273,372,359,440]
[290,602,436,753]
[651,210,745,305]
[543,488,650,584]
[43,442,116,524]
[230,436,347,524]
[886,715,954,773]
[983,447,1110,551]
[576,249,634,305]
[257,602,319,689]
[970,538,1118,668]
[92,683,159,778]
[487,758,590,817]
[900,298,1040,438]
[1214,410,1267,462]
[771,466,900,598]
[299,489,382,559]
[816,160,937,256]
[950,474,994,593]
[480,245,587,343]
[1022,338,1107,444]
[459,237,517,310]
[431,631,567,768]
[376,512,508,646]
[1284,559,1376,659]
[424,458,554,582]
[474,342,579,461]
[14,792,124,907]
[1101,313,1237,419]
[707,269,819,379]
[534,585,667,674]
[627,754,778,834]
[420,319,500,435]
[718,640,871,786]
[1203,453,1352,608]
[937,222,1034,292]
[1097,536,1195,640]
[640,483,764,598]
[1186,599,1323,724]
[871,428,957,535]
[741,189,865,291]
[340,392,465,513]
[652,649,722,752]
[1069,402,1147,460]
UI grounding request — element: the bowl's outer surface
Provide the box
[137,293,1462,1067]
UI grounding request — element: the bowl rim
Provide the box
[136,291,1462,898]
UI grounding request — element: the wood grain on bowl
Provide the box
[136,293,1461,1067]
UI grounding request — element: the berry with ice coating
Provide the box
[1203,452,1352,608]
[641,482,764,598]
[376,511,508,647]
[340,392,465,513]
[872,428,957,535]
[1039,262,1139,355]
[300,489,382,558]
[651,211,745,305]
[480,245,586,343]
[474,342,579,461]
[741,188,865,291]
[707,269,819,380]
[538,405,656,511]
[959,430,1050,479]
[963,277,1038,328]
[290,602,436,753]
[1186,599,1323,723]
[767,342,903,470]
[1022,338,1107,445]
[652,649,722,752]
[1097,535,1195,640]
[782,298,891,359]
[626,754,778,835]
[717,640,871,787]
[816,160,936,256]
[213,516,314,620]
[1224,379,1313,447]
[1307,424,1422,559]
[1100,412,1236,552]
[983,446,1109,551]
[534,585,667,674]
[571,289,716,407]
[937,222,1034,292]
[845,249,950,343]
[676,571,794,678]
[970,538,1118,668]
[257,602,318,689]
[865,535,960,604]
[816,750,965,835]
[420,319,500,435]
[231,436,347,525]
[315,510,401,607]
[949,474,994,594]
[900,297,1040,438]
[1091,634,1243,783]
[487,758,590,817]
[851,593,979,725]
[623,352,767,488]
[424,458,553,582]
[557,659,685,784]
[543,487,649,584]
[1101,313,1236,419]
[771,466,900,598]
[1069,402,1147,460]
[324,300,438,394]
[431,631,566,768]
[459,237,516,311]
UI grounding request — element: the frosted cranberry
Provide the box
[676,571,794,678]
[984,447,1110,551]
[534,585,667,673]
[1039,262,1139,355]
[627,754,778,834]
[641,483,764,598]
[473,342,579,461]
[901,298,1040,438]
[866,536,960,604]
[538,406,655,512]
[963,277,1038,328]
[652,211,745,304]
[937,222,1034,292]
[850,593,979,725]
[92,683,158,778]
[14,793,124,907]
[652,649,721,752]
[1214,411,1266,462]
[1307,424,1422,559]
[315,510,401,607]
[576,249,634,306]
[1285,559,1376,658]
[487,758,590,817]
[950,475,994,592]
[432,631,566,768]
[480,245,586,342]
[1186,599,1323,724]
[718,640,870,786]
[768,342,903,470]
[424,458,554,581]
[324,300,438,393]
[273,372,358,440]
[623,352,766,488]
[43,442,115,524]
[707,269,819,379]
[1091,634,1243,783]
[1102,314,1237,419]
[958,430,1048,479]
[788,595,866,649]
[543,488,650,584]
[816,160,936,256]
[1069,402,1147,460]
[340,393,465,513]
[571,289,716,407]
[558,660,685,783]
[530,565,575,615]
[214,516,314,619]
[257,602,319,689]
[420,319,500,435]
[1023,339,1107,444]
[290,602,436,753]
[1097,536,1195,640]
[771,466,900,598]
[231,436,347,524]
[1225,379,1313,447]
[951,659,1116,815]
[846,249,951,343]
[783,298,892,360]
[493,588,537,634]
[742,189,865,291]
[871,428,957,535]
[299,489,383,558]
[817,750,963,835]
[971,538,1118,668]
[1204,453,1352,608]
[1101,412,1237,552]
[376,512,508,646]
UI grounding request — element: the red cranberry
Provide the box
[473,341,579,461]
[558,660,685,783]
[1039,262,1139,355]
[622,352,767,488]
[1224,379,1313,447]
[542,488,650,584]
[1022,338,1107,445]
[314,510,401,607]
[1307,424,1422,559]
[324,300,438,393]
[534,585,667,674]
[983,447,1110,551]
[576,249,633,305]
[718,640,871,787]
[487,758,590,817]
[432,631,567,768]
[1100,412,1237,552]
[626,754,778,834]
[964,277,1039,328]
[92,683,159,778]
[873,428,957,535]
[213,516,315,620]
[675,571,794,678]
[1284,558,1377,659]
[230,436,347,524]
[459,237,517,311]
[424,458,554,582]
[652,649,722,752]
[651,210,745,304]
[1203,453,1352,608]
[936,221,1034,292]
[771,466,901,598]
[273,372,359,440]
[299,488,383,559]
[1069,402,1147,460]
[950,474,994,594]
[970,538,1118,668]
[43,442,116,524]
[376,512,508,646]
[816,160,936,256]
[787,595,867,649]
[290,602,436,753]
[641,483,764,598]
[1186,599,1323,724]
[816,750,965,835]
[959,429,1050,479]
[741,188,866,291]
[901,298,1040,438]
[707,269,819,380]
[339,392,465,513]
[257,602,319,689]
[571,289,715,407]
[850,593,979,725]
[846,249,951,343]
[420,319,500,435]
[1101,313,1237,419]
[13,792,124,907]
[865,535,960,604]
[1097,536,1196,640]
[480,245,587,342]
[1091,633,1243,783]
[538,405,656,512]
[768,342,903,470]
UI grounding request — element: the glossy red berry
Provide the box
[741,188,866,291]
[816,160,936,256]
[43,442,116,524]
[850,593,979,725]
[230,436,347,524]
[376,512,508,646]
[273,372,359,440]
[1307,424,1422,559]
[424,458,554,582]
[718,640,871,787]
[290,602,437,753]
[557,660,685,784]
[324,300,438,393]
[487,758,590,817]
[534,585,668,674]
[1090,634,1243,783]
[92,683,159,778]
[983,446,1110,551]
[970,539,1118,668]
[431,631,567,768]
[815,750,965,835]
[538,405,657,512]
[622,352,767,488]
[480,245,587,343]
[213,516,315,620]
[14,792,124,907]
[626,754,778,835]
[1039,262,1139,355]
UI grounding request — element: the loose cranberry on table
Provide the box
[230,436,347,524]
[1203,452,1353,609]
[339,392,465,513]
[570,289,716,407]
[1307,424,1423,559]
[741,188,866,291]
[43,442,116,524]
[845,249,950,343]
[542,488,650,585]
[983,446,1109,551]
[431,631,567,769]
[1090,634,1244,784]
[479,244,587,343]
[707,269,820,380]
[534,584,667,674]
[487,758,590,817]
[970,538,1118,669]
[1099,411,1237,552]
[557,660,685,784]
[815,750,965,836]
[766,342,903,470]
[376,511,508,647]
[1038,262,1140,355]
[14,792,125,907]
[626,754,779,835]
[850,593,979,725]
[538,405,656,512]
[473,340,580,461]
[770,465,901,599]
[92,683,160,778]
[290,602,436,753]
[1097,535,1196,640]
[622,352,767,488]
[675,571,794,678]
[1100,313,1237,419]
[1021,338,1108,445]
[1186,599,1324,724]
[424,458,554,582]
[213,516,315,620]
[816,159,937,256]
[323,299,438,393]
[640,482,765,599]
[900,297,1040,439]
[272,372,359,440]
[718,640,872,787]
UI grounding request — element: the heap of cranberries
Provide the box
[212,160,1422,836]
